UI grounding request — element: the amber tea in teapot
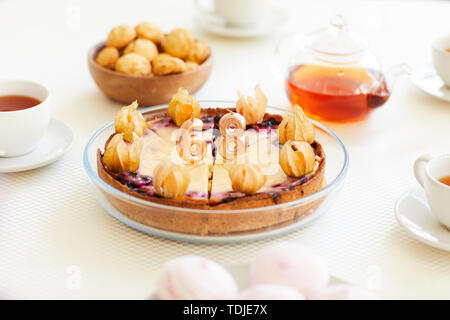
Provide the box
[276,15,405,122]
[286,64,390,122]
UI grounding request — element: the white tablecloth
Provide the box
[1,0,450,299]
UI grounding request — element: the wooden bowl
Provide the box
[87,42,213,106]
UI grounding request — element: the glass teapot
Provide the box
[275,15,409,122]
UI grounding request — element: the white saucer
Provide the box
[411,64,450,102]
[194,7,287,38]
[0,118,74,173]
[395,186,450,251]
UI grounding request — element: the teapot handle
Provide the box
[271,32,305,83]
[386,63,411,89]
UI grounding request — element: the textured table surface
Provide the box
[1,0,450,299]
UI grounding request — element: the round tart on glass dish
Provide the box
[96,86,330,236]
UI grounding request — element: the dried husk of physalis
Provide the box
[278,105,315,145]
[279,140,315,178]
[168,88,200,126]
[114,101,148,143]
[228,164,266,195]
[103,133,143,173]
[236,84,268,125]
[153,161,191,199]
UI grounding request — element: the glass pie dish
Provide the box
[83,101,348,243]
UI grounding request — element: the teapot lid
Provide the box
[306,15,368,59]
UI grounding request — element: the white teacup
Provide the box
[414,154,450,229]
[0,79,51,157]
[194,0,269,27]
[432,34,450,87]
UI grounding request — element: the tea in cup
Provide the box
[414,154,450,229]
[0,79,51,157]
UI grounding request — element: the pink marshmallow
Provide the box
[311,284,376,300]
[237,284,305,300]
[250,242,329,298]
[157,255,238,300]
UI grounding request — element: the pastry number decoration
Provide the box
[176,117,207,164]
[217,112,246,160]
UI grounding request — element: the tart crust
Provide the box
[97,108,326,235]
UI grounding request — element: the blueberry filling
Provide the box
[256,117,280,128]
[115,172,153,194]
[201,116,215,130]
